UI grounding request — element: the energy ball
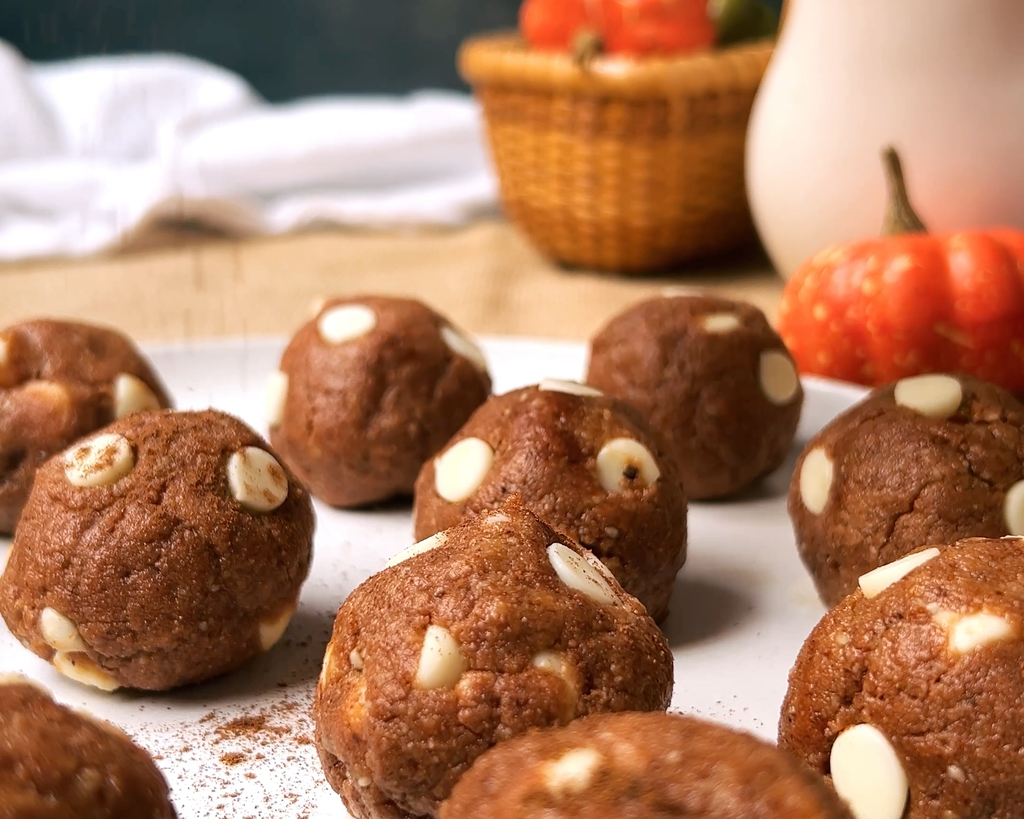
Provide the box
[0,409,314,692]
[313,500,673,819]
[411,381,687,622]
[268,296,492,508]
[0,676,177,818]
[780,537,1024,819]
[789,373,1024,607]
[586,294,803,500]
[441,711,853,819]
[0,319,171,533]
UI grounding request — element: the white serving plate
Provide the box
[0,336,867,819]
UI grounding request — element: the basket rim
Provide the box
[458,31,774,97]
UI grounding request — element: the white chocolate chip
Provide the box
[384,532,448,568]
[1003,480,1024,536]
[317,304,377,345]
[533,651,576,691]
[357,776,372,788]
[596,438,660,493]
[259,605,295,651]
[113,373,161,419]
[894,374,963,419]
[414,625,466,690]
[830,724,908,819]
[39,608,87,653]
[584,548,619,585]
[702,312,741,333]
[319,645,339,686]
[538,379,602,397]
[74,767,106,793]
[440,325,488,373]
[64,433,134,488]
[349,649,364,670]
[543,748,603,796]
[434,438,494,502]
[759,350,800,405]
[227,447,289,513]
[22,380,71,411]
[52,653,120,692]
[947,765,966,783]
[319,732,341,759]
[547,543,618,606]
[799,447,834,515]
[857,548,941,599]
[265,371,289,429]
[947,612,1015,655]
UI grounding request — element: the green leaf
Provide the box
[709,0,780,45]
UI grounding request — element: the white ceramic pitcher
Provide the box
[746,0,1024,279]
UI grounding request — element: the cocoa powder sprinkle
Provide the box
[216,715,267,738]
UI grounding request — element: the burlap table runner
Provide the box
[0,219,783,343]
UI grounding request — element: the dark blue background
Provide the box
[1,0,783,101]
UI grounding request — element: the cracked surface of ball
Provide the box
[780,537,1024,819]
[0,409,314,692]
[441,711,853,819]
[586,295,803,500]
[789,374,1024,607]
[411,385,687,622]
[0,679,177,819]
[0,319,171,533]
[313,500,673,819]
[269,296,492,508]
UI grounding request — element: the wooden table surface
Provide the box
[0,219,784,343]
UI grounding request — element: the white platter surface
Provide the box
[0,336,867,819]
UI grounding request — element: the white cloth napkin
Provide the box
[0,40,499,261]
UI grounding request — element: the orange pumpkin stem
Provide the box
[572,28,604,67]
[881,146,928,236]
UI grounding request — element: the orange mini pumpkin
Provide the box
[778,148,1024,391]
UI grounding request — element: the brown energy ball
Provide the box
[267,295,492,508]
[0,319,172,534]
[586,294,803,500]
[780,537,1024,819]
[789,373,1024,607]
[411,381,687,622]
[313,499,673,819]
[0,409,314,692]
[0,676,177,819]
[441,711,853,819]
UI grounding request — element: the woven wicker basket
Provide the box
[459,33,774,274]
